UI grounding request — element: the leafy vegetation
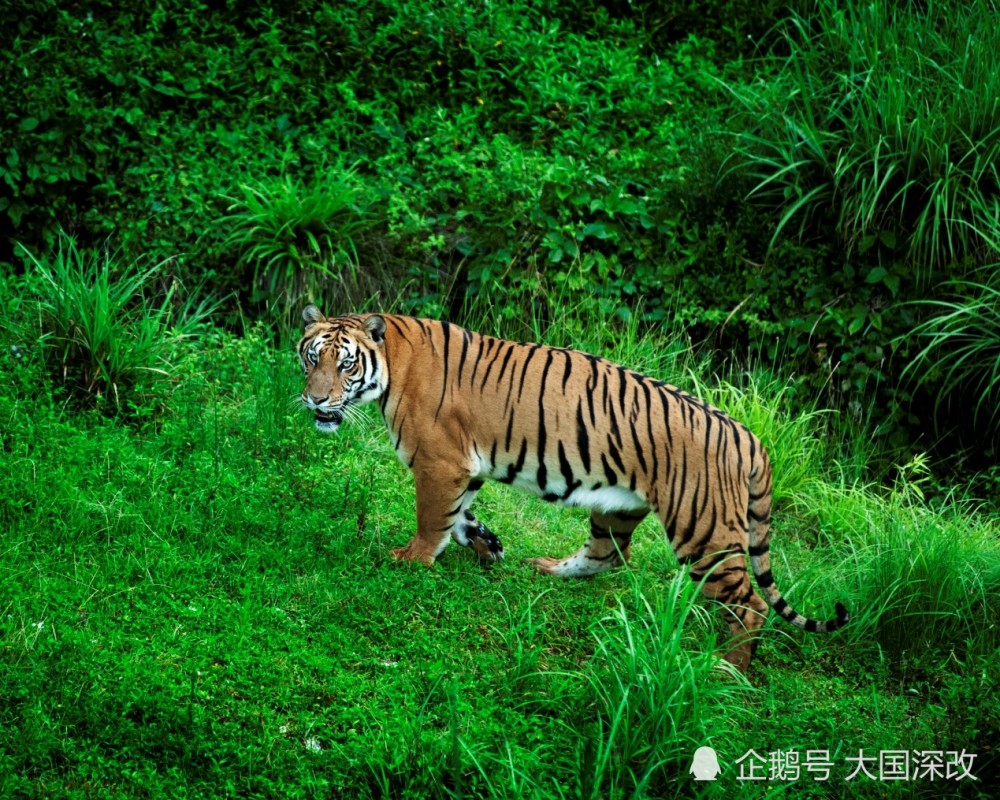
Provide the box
[4,0,999,461]
[10,236,215,413]
[902,276,1000,435]
[220,166,375,325]
[724,0,1000,277]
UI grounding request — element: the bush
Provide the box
[219,166,378,325]
[900,273,1000,448]
[723,0,1000,279]
[709,0,1000,459]
[13,235,215,414]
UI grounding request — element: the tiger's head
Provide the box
[297,305,388,433]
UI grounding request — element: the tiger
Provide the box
[297,305,848,671]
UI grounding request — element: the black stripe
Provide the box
[617,366,628,414]
[755,569,774,588]
[386,317,408,339]
[606,436,626,475]
[499,439,528,484]
[469,337,490,387]
[629,409,648,475]
[479,341,506,391]
[748,543,769,557]
[640,381,659,484]
[600,453,618,486]
[576,401,591,474]
[495,343,516,388]
[731,424,743,474]
[558,441,579,497]
[561,350,573,393]
[434,321,452,421]
[614,510,647,522]
[586,360,598,425]
[536,351,555,491]
[457,327,472,385]
[699,567,739,584]
[703,412,713,463]
[675,482,700,546]
[607,402,621,447]
[517,345,541,404]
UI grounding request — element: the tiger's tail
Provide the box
[747,447,849,633]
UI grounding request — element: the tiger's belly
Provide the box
[477,454,648,513]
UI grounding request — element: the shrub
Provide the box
[572,569,748,797]
[900,273,1000,448]
[723,0,1000,280]
[15,235,215,413]
[219,167,377,325]
[807,456,1000,669]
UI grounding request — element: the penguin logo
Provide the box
[690,746,721,781]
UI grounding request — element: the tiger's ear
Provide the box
[302,304,325,328]
[365,315,386,344]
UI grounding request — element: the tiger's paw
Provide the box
[389,544,435,566]
[468,522,504,563]
[524,556,561,575]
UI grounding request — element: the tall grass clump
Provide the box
[901,273,1000,436]
[805,457,1000,668]
[219,166,376,326]
[724,0,1000,279]
[15,236,214,411]
[558,570,748,799]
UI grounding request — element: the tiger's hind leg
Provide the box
[689,551,769,672]
[528,509,648,577]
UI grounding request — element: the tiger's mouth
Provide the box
[313,408,343,431]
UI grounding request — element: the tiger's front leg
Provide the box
[453,510,504,563]
[390,467,503,565]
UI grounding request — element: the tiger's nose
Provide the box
[306,393,329,406]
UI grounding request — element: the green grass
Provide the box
[1,315,998,799]
[723,0,1000,278]
[11,235,216,414]
[219,166,376,326]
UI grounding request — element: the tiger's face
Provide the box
[297,305,388,433]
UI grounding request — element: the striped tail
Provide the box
[747,447,849,633]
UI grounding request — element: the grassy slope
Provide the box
[1,324,997,799]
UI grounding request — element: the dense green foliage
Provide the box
[3,0,1000,795]
[4,0,999,465]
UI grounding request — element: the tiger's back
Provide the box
[298,307,848,671]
